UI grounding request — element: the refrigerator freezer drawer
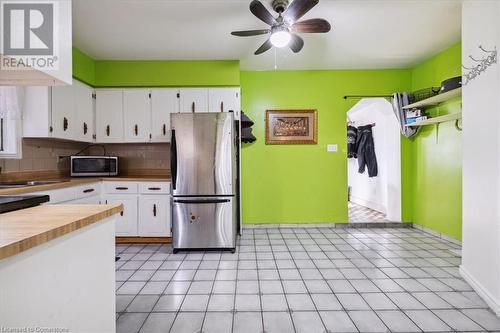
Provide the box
[172,196,236,250]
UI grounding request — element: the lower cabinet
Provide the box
[139,195,171,236]
[104,194,138,236]
[70,195,101,204]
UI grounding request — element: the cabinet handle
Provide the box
[153,203,157,217]
[106,125,110,136]
[148,187,161,191]
[191,102,195,113]
[83,122,88,135]
[83,188,94,193]
[120,210,124,217]
[162,124,166,136]
[115,186,129,190]
[134,124,138,136]
[63,117,68,131]
[220,101,224,113]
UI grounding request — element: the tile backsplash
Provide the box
[0,139,170,176]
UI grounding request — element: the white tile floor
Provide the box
[115,227,500,333]
[349,202,389,223]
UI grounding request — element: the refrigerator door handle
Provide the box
[174,198,231,204]
[170,129,177,190]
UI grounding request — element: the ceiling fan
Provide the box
[231,0,331,55]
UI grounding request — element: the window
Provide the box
[0,87,23,159]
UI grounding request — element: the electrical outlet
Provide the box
[327,144,338,152]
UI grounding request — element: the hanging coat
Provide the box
[356,124,378,177]
[347,125,358,158]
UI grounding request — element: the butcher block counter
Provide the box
[0,203,123,332]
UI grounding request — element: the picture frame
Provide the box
[265,109,318,144]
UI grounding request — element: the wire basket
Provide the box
[410,87,440,103]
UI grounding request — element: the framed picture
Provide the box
[265,109,318,144]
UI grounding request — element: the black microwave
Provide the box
[70,156,118,177]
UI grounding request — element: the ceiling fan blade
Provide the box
[231,29,270,37]
[292,18,331,33]
[289,34,304,53]
[255,39,272,55]
[250,0,276,26]
[284,0,319,22]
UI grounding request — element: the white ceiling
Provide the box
[72,0,461,70]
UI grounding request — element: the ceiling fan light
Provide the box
[270,30,291,48]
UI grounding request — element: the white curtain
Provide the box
[0,86,24,120]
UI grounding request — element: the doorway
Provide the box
[346,98,402,223]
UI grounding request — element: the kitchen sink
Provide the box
[0,180,68,188]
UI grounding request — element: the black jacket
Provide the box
[347,125,358,158]
[356,125,378,177]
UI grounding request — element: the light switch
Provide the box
[327,144,338,152]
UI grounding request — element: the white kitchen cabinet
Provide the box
[70,195,101,204]
[139,195,171,236]
[179,88,208,113]
[151,89,179,142]
[104,194,138,236]
[73,81,95,142]
[95,90,124,143]
[123,89,151,142]
[51,85,75,140]
[208,88,241,119]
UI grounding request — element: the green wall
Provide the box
[408,43,462,240]
[72,48,240,87]
[240,70,411,223]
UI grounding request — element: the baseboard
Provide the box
[412,223,462,246]
[460,265,500,316]
[116,237,171,244]
[242,222,411,229]
[350,195,386,214]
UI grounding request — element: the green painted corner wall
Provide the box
[72,48,96,86]
[71,47,240,87]
[240,70,411,224]
[407,43,462,240]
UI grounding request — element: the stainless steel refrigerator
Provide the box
[170,112,237,253]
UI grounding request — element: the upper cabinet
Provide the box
[74,81,95,142]
[95,90,124,143]
[179,88,209,113]
[151,89,179,143]
[123,89,151,142]
[209,88,241,119]
[23,80,94,143]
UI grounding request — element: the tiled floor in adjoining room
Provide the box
[115,228,500,333]
[349,202,390,223]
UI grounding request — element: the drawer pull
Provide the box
[148,187,161,191]
[115,186,129,190]
[220,101,224,112]
[106,125,110,136]
[63,117,69,131]
[191,102,195,113]
[153,204,157,217]
[162,124,166,136]
[134,124,138,136]
[120,211,124,217]
[83,122,88,135]
[83,188,95,193]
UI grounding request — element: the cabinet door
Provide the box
[52,85,75,139]
[123,89,151,142]
[69,195,101,204]
[208,88,241,119]
[104,194,138,236]
[151,89,179,142]
[74,81,94,142]
[95,90,123,143]
[179,88,208,113]
[139,195,170,236]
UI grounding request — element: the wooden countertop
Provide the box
[0,204,123,260]
[0,176,171,195]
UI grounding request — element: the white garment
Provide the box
[0,86,23,120]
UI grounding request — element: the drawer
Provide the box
[104,182,138,194]
[139,182,171,194]
[75,183,101,199]
[31,187,77,204]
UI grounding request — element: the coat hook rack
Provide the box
[463,45,497,85]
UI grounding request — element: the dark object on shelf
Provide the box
[440,76,462,93]
[411,87,440,103]
[241,112,255,128]
[241,127,256,143]
[0,195,50,214]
